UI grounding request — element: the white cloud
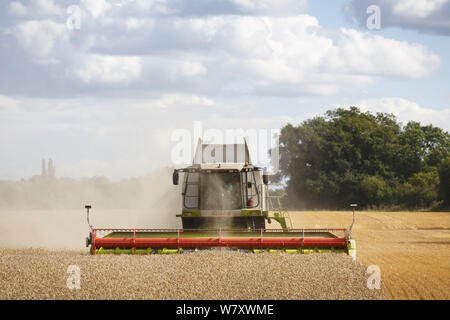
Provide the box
[171,60,208,78]
[74,54,142,84]
[8,0,63,17]
[154,94,214,108]
[392,0,448,18]
[133,0,176,14]
[333,29,440,79]
[109,0,306,16]
[8,2,28,17]
[358,97,450,131]
[12,20,67,58]
[230,0,307,15]
[81,0,112,18]
[32,0,62,16]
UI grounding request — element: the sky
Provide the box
[0,0,449,180]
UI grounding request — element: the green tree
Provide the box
[400,172,440,208]
[276,107,450,210]
[394,122,450,180]
[361,176,392,207]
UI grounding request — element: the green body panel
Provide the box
[95,247,345,255]
[240,209,266,217]
[96,247,182,255]
[252,248,346,254]
[181,209,202,217]
[181,209,269,217]
[269,215,287,229]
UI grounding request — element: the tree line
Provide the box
[274,107,450,210]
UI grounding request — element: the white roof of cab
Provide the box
[193,139,252,165]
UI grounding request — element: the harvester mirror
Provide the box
[263,173,269,185]
[173,170,179,185]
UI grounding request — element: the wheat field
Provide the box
[1,209,448,299]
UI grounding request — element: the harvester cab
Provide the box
[173,140,283,230]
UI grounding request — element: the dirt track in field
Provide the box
[289,211,450,300]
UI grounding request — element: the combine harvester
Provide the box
[85,141,356,258]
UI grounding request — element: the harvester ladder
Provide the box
[267,185,293,229]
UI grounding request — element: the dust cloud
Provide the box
[0,168,182,250]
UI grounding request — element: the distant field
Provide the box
[289,211,450,300]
